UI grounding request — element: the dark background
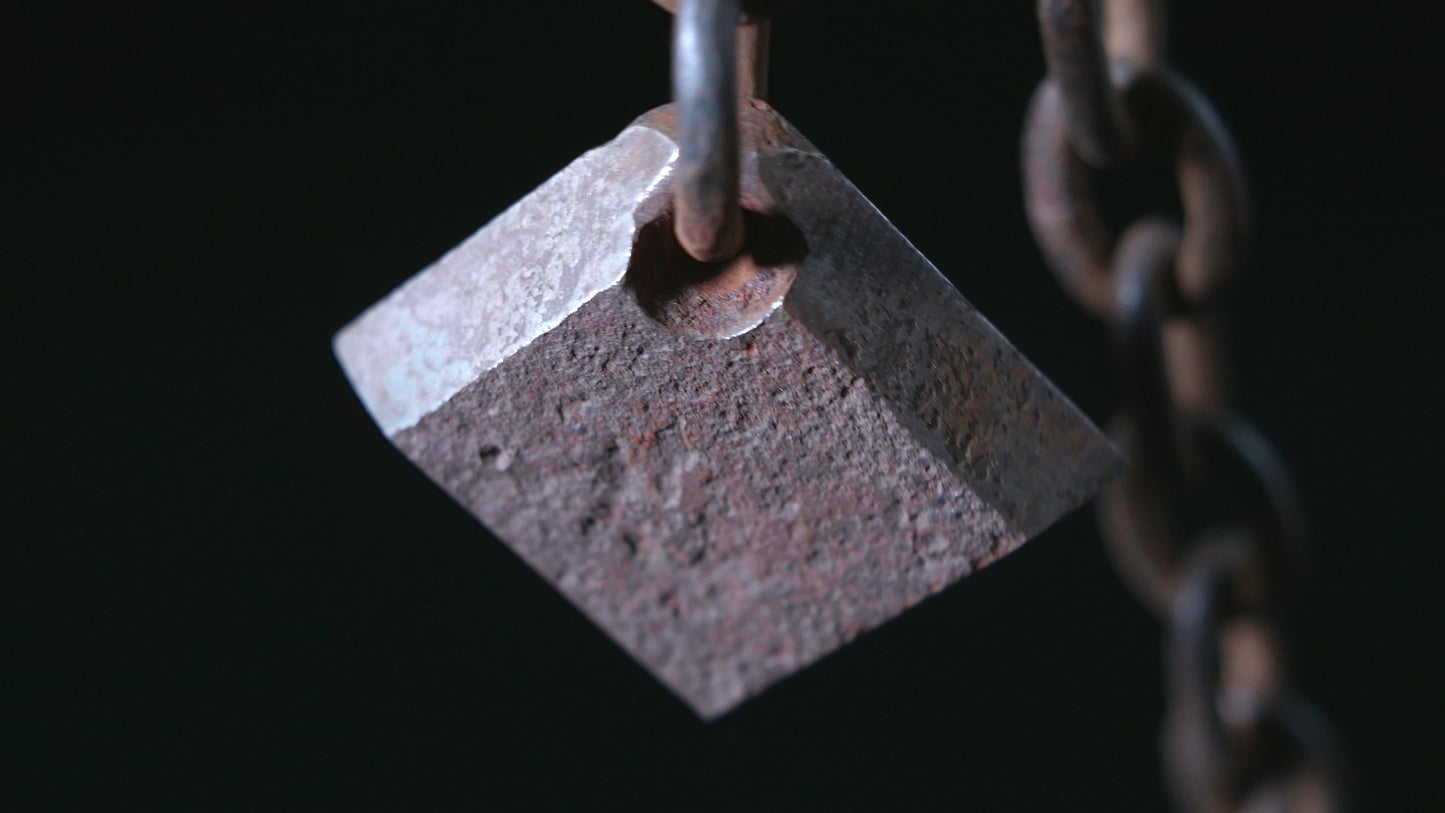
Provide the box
[12,1,1441,809]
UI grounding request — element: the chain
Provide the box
[1023,2,1350,810]
[656,0,786,263]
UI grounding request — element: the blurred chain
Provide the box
[1022,2,1350,810]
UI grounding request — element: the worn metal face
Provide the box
[334,101,1121,718]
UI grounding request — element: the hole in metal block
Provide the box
[626,207,805,339]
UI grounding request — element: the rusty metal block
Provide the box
[334,101,1121,718]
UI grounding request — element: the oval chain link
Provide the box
[1023,2,1350,809]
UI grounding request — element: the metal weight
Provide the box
[334,99,1121,717]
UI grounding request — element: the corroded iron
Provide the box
[335,101,1120,718]
[1024,1,1348,808]
[1037,0,1133,166]
[1022,65,1251,316]
[672,0,745,263]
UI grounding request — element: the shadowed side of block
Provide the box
[763,149,1122,537]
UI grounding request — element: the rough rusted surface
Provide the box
[762,144,1120,537]
[335,100,1121,717]
[396,287,1018,718]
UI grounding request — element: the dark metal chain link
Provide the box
[1023,2,1351,810]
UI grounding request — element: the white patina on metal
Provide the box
[334,103,1121,718]
[335,127,679,435]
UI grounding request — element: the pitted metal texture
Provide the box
[335,101,1120,717]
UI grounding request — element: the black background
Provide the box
[12,1,1442,809]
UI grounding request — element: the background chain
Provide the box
[1022,2,1351,810]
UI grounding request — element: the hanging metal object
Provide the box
[334,0,1120,718]
[1023,1,1350,809]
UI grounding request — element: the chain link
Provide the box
[660,0,781,262]
[1023,2,1350,809]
